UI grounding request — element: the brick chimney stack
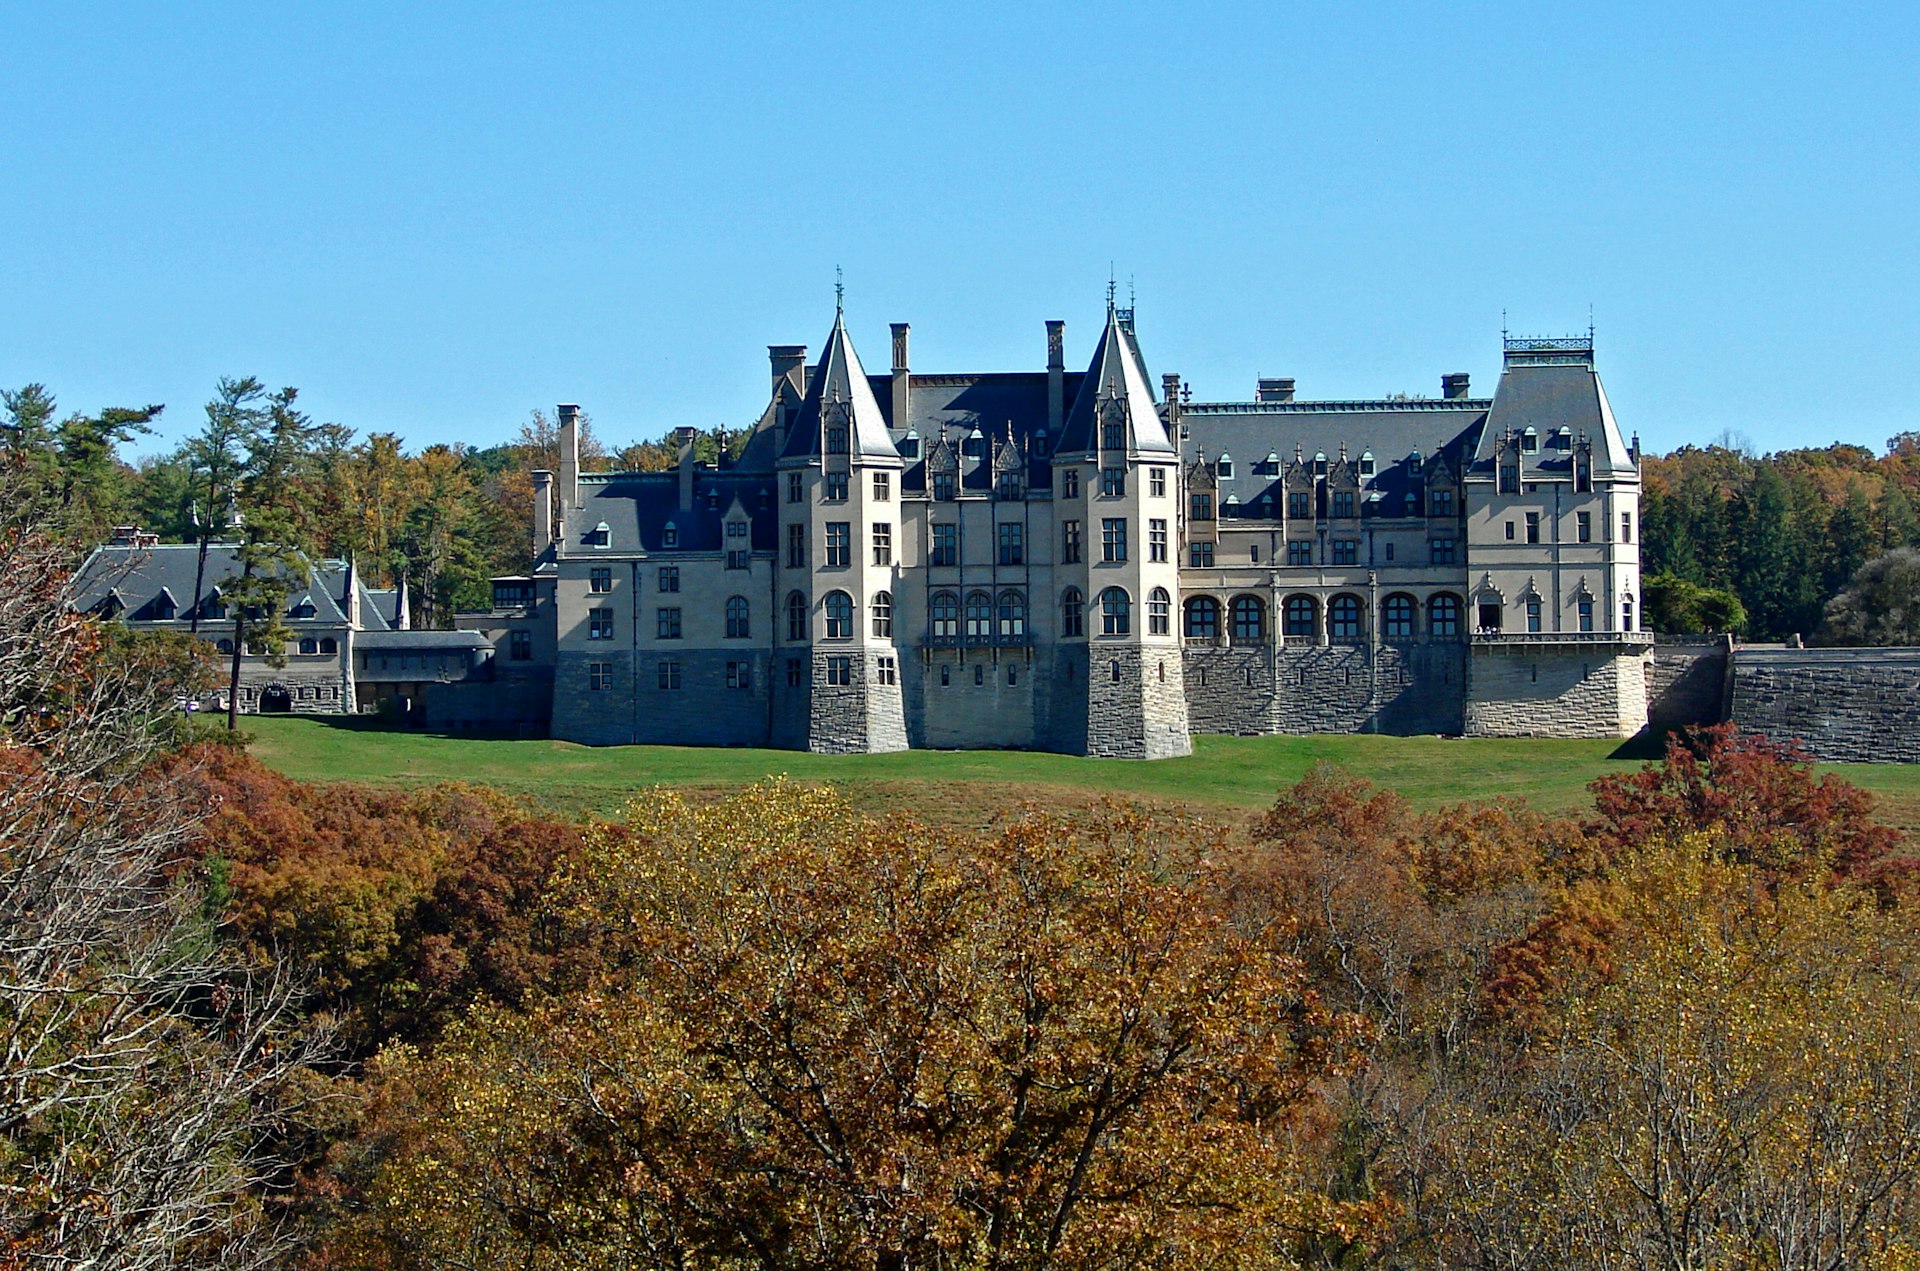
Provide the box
[1256,377,1295,403]
[532,470,553,560]
[1046,320,1065,434]
[675,426,699,511]
[890,322,911,429]
[1442,372,1471,400]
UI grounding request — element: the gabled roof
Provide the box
[70,542,378,629]
[780,311,900,462]
[1057,304,1175,456]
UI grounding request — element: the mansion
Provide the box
[76,300,1650,758]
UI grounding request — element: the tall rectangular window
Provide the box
[1101,518,1127,563]
[725,661,750,689]
[1149,467,1166,497]
[589,566,612,593]
[1191,492,1214,521]
[931,523,957,567]
[510,630,532,661]
[1578,595,1595,632]
[787,472,803,503]
[657,660,681,690]
[824,471,848,501]
[1430,489,1455,517]
[1062,520,1082,563]
[1620,512,1633,543]
[933,471,956,501]
[1331,539,1358,565]
[1430,538,1456,565]
[997,522,1023,566]
[658,566,679,593]
[1526,511,1541,544]
[825,522,850,568]
[1061,469,1079,499]
[1578,511,1592,543]
[826,655,852,686]
[1189,542,1214,567]
[1288,540,1312,566]
[588,661,612,690]
[1100,467,1125,497]
[872,522,892,566]
[1149,518,1168,562]
[876,656,897,685]
[872,472,890,501]
[787,523,807,567]
[1331,491,1355,518]
[1288,491,1311,520]
[588,608,614,640]
[657,608,681,639]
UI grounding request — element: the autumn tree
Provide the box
[0,459,323,1269]
[335,784,1377,1271]
[1820,547,1920,648]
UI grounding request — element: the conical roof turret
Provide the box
[780,307,900,462]
[1056,300,1175,457]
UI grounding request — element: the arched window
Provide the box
[1430,593,1461,637]
[1099,587,1131,636]
[1148,587,1171,636]
[997,589,1026,639]
[1061,588,1084,638]
[319,637,338,655]
[1185,596,1220,640]
[964,590,993,639]
[216,639,234,655]
[725,595,750,639]
[1525,593,1543,633]
[824,590,854,640]
[1328,593,1362,640]
[1230,595,1265,644]
[1382,593,1416,640]
[1577,593,1595,632]
[1283,594,1316,638]
[298,637,318,655]
[872,590,893,638]
[930,591,959,639]
[786,591,808,642]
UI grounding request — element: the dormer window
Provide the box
[151,595,177,621]
[291,600,316,619]
[900,430,921,459]
[1215,454,1233,479]
[1102,419,1125,451]
[1255,452,1280,476]
[995,471,1022,501]
[591,521,612,548]
[1314,451,1328,475]
[1359,451,1375,478]
[933,471,956,501]
[825,426,849,455]
[1223,494,1241,515]
[962,429,985,460]
[1521,427,1539,454]
[663,524,679,548]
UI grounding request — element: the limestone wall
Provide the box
[1181,642,1466,737]
[1465,647,1648,738]
[1647,637,1732,734]
[1731,647,1920,763]
[915,651,1039,750]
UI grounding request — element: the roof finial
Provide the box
[835,265,844,318]
[1107,265,1117,313]
[1128,274,1136,312]
[1501,308,1509,341]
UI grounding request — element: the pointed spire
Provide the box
[780,303,899,463]
[1057,298,1175,456]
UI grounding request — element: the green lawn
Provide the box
[238,716,1920,832]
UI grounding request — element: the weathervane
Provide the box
[835,265,844,317]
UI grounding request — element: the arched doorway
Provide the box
[259,685,292,713]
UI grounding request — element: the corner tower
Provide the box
[774,305,908,753]
[1047,301,1192,758]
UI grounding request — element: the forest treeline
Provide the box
[7,456,1920,1269]
[9,374,1920,640]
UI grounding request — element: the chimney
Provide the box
[532,470,553,559]
[890,322,911,430]
[1046,320,1065,434]
[675,426,699,511]
[769,344,807,395]
[1256,377,1295,403]
[1161,373,1182,427]
[556,404,580,517]
[1442,372,1471,400]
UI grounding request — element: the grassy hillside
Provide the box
[237,717,1920,831]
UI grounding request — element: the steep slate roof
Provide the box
[1472,339,1636,475]
[364,587,406,629]
[71,543,389,626]
[568,471,778,555]
[1179,399,1490,520]
[779,310,899,462]
[1057,305,1176,456]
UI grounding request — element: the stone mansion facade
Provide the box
[521,301,1648,757]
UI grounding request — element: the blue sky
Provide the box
[4,2,1915,459]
